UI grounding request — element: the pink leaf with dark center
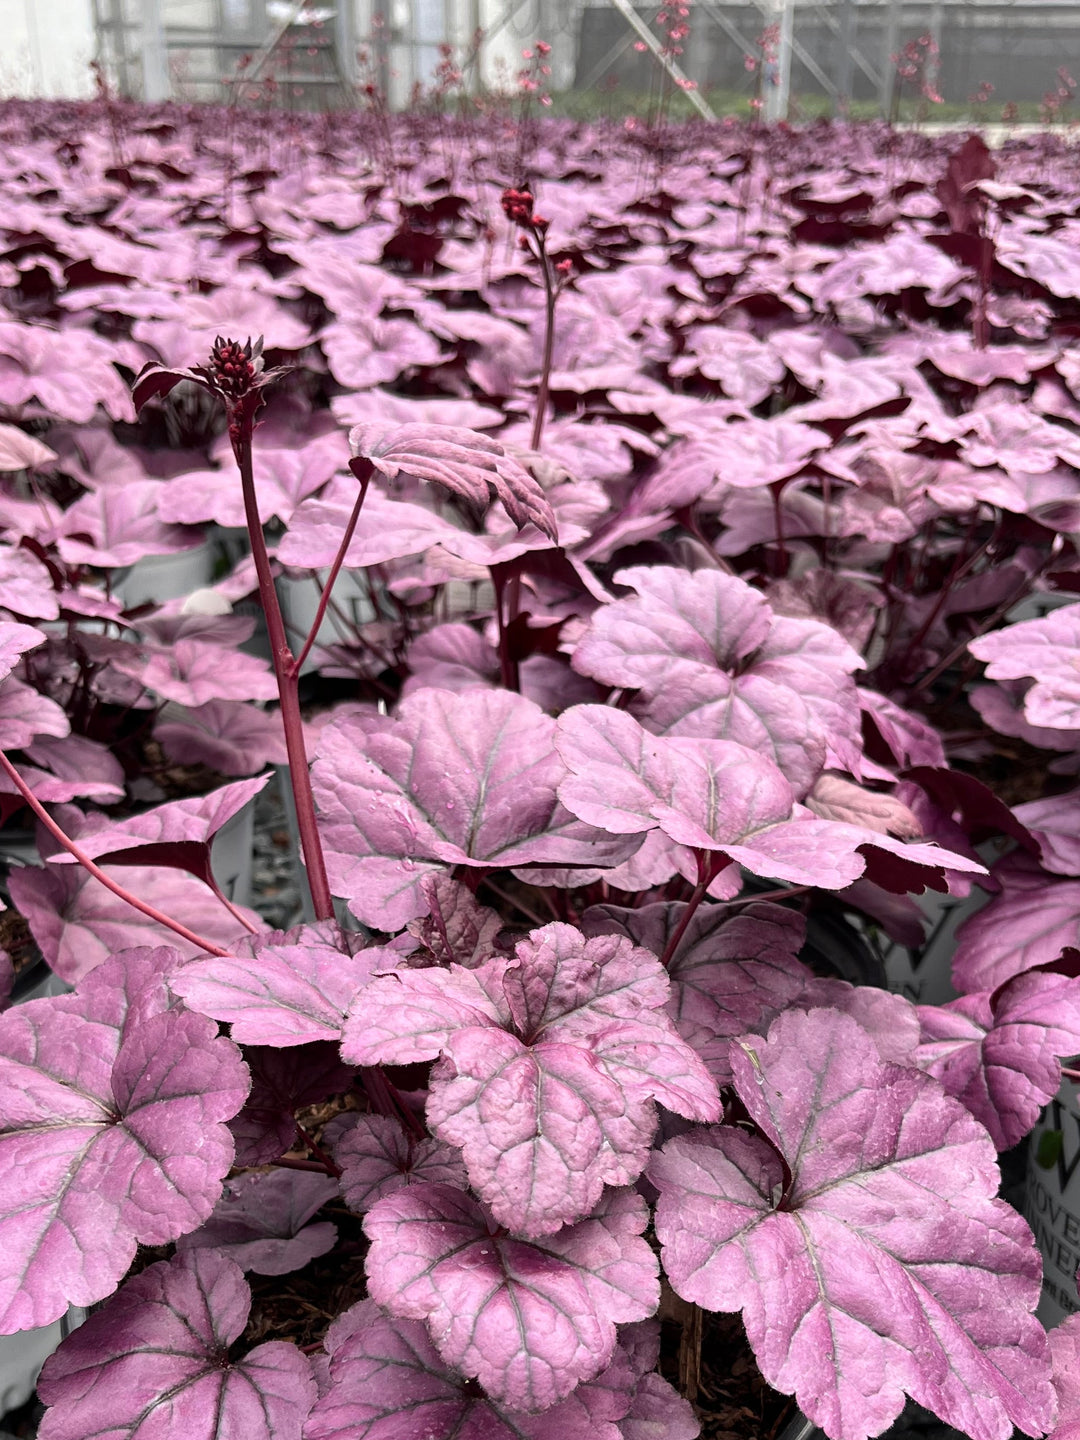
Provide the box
[363,1183,658,1411]
[305,1298,640,1440]
[36,1250,315,1440]
[343,921,718,1235]
[649,1008,1054,1440]
[0,948,249,1331]
[324,1112,467,1213]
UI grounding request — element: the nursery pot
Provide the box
[111,539,219,610]
[1025,1073,1080,1327]
[0,1307,85,1420]
[276,568,374,676]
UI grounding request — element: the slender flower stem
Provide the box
[236,433,335,921]
[659,853,727,970]
[289,470,370,679]
[207,877,260,935]
[531,241,556,453]
[0,750,230,957]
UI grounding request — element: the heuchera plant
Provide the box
[2,101,1080,1440]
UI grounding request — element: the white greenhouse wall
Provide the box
[0,0,96,97]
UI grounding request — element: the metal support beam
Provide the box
[141,0,171,101]
[763,0,793,120]
[816,0,882,90]
[607,0,718,119]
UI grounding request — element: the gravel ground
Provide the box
[249,770,305,932]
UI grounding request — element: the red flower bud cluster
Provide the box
[501,188,549,235]
[207,335,263,401]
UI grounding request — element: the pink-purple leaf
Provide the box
[0,678,70,749]
[53,480,203,567]
[323,1112,468,1214]
[1014,788,1080,876]
[112,637,278,707]
[582,901,812,1082]
[0,621,46,683]
[0,546,60,620]
[311,690,634,931]
[306,1298,640,1440]
[0,424,56,473]
[649,1008,1054,1440]
[405,873,510,968]
[155,699,289,776]
[0,947,249,1331]
[176,1169,339,1274]
[970,605,1080,731]
[915,970,1080,1148]
[343,922,718,1235]
[555,706,979,895]
[36,1249,315,1440]
[9,852,260,985]
[172,934,397,1046]
[570,567,862,796]
[47,775,270,888]
[952,853,1080,993]
[348,421,557,539]
[363,1183,659,1411]
[158,432,346,527]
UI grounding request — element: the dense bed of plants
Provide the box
[1,96,1080,1440]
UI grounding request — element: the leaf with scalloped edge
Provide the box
[311,690,635,932]
[915,969,1080,1149]
[343,921,718,1235]
[970,605,1080,731]
[36,1249,315,1440]
[952,852,1080,993]
[571,567,862,796]
[324,1112,467,1214]
[0,621,46,682]
[172,931,397,1047]
[349,420,556,538]
[363,1183,658,1412]
[649,1007,1054,1440]
[556,706,984,896]
[0,947,249,1332]
[305,1298,645,1440]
